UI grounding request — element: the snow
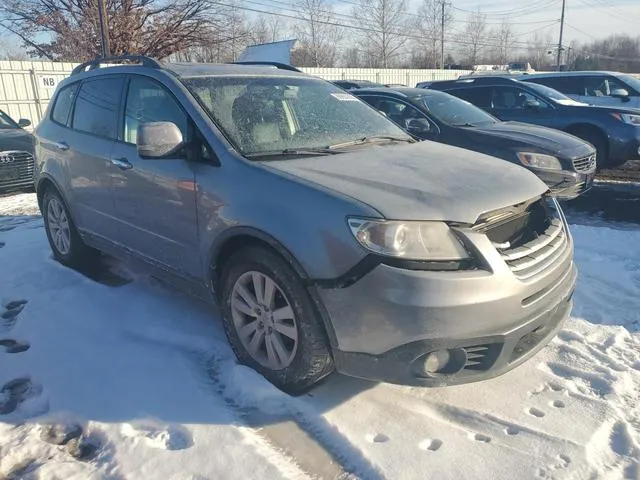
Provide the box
[0,193,639,480]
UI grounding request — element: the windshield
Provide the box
[0,110,18,129]
[182,76,410,156]
[618,74,640,94]
[421,93,497,126]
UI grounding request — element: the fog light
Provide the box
[416,348,467,376]
[423,350,451,374]
[637,146,640,156]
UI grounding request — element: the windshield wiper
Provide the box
[327,135,414,150]
[451,122,477,127]
[245,147,339,159]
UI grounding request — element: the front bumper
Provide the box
[531,167,595,200]
[316,220,576,386]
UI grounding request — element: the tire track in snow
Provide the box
[199,352,383,480]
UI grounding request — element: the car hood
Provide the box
[464,121,593,158]
[264,142,547,224]
[0,128,34,153]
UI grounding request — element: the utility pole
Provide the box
[440,0,446,69]
[556,0,566,70]
[97,0,111,57]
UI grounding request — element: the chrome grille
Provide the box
[572,154,596,172]
[495,218,568,280]
[0,150,34,184]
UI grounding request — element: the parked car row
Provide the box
[423,76,640,170]
[34,56,577,393]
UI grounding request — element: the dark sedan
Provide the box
[424,76,640,169]
[353,87,596,200]
[0,109,35,193]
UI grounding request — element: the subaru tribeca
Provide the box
[34,56,577,394]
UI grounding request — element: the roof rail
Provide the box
[230,61,302,72]
[452,76,520,85]
[71,55,162,76]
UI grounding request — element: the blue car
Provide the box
[425,76,640,169]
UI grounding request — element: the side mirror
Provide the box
[524,99,541,109]
[405,118,431,134]
[18,118,31,128]
[611,88,630,100]
[137,122,184,159]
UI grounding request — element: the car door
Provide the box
[110,74,200,278]
[485,86,555,127]
[64,77,124,239]
[358,94,438,140]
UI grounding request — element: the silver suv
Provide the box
[34,56,577,394]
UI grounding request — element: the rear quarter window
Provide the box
[51,83,80,126]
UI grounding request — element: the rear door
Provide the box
[110,74,201,278]
[65,77,124,239]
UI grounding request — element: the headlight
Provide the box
[347,218,469,261]
[612,113,640,126]
[516,152,562,170]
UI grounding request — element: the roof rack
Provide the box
[71,55,162,76]
[230,61,302,72]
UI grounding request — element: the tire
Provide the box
[220,246,334,395]
[43,189,99,269]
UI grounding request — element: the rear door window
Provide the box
[450,87,494,109]
[72,77,125,139]
[51,83,79,126]
[530,76,583,95]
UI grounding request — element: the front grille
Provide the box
[572,154,596,172]
[0,151,34,185]
[477,197,568,280]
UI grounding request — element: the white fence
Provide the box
[0,62,469,126]
[300,68,470,86]
[0,61,79,126]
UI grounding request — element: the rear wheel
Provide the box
[43,189,99,268]
[220,246,334,395]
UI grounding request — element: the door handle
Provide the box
[54,141,69,151]
[110,157,133,170]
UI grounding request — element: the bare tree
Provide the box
[527,31,553,70]
[415,0,453,68]
[489,20,514,65]
[249,16,285,45]
[459,9,486,66]
[355,0,409,68]
[291,0,343,67]
[0,0,229,61]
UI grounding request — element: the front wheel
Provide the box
[220,247,334,395]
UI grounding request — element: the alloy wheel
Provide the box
[230,271,298,370]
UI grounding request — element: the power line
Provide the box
[213,0,544,48]
[452,0,559,17]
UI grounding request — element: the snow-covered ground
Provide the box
[0,192,638,480]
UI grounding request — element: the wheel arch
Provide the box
[36,175,80,227]
[208,227,310,294]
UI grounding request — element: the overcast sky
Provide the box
[449,0,640,44]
